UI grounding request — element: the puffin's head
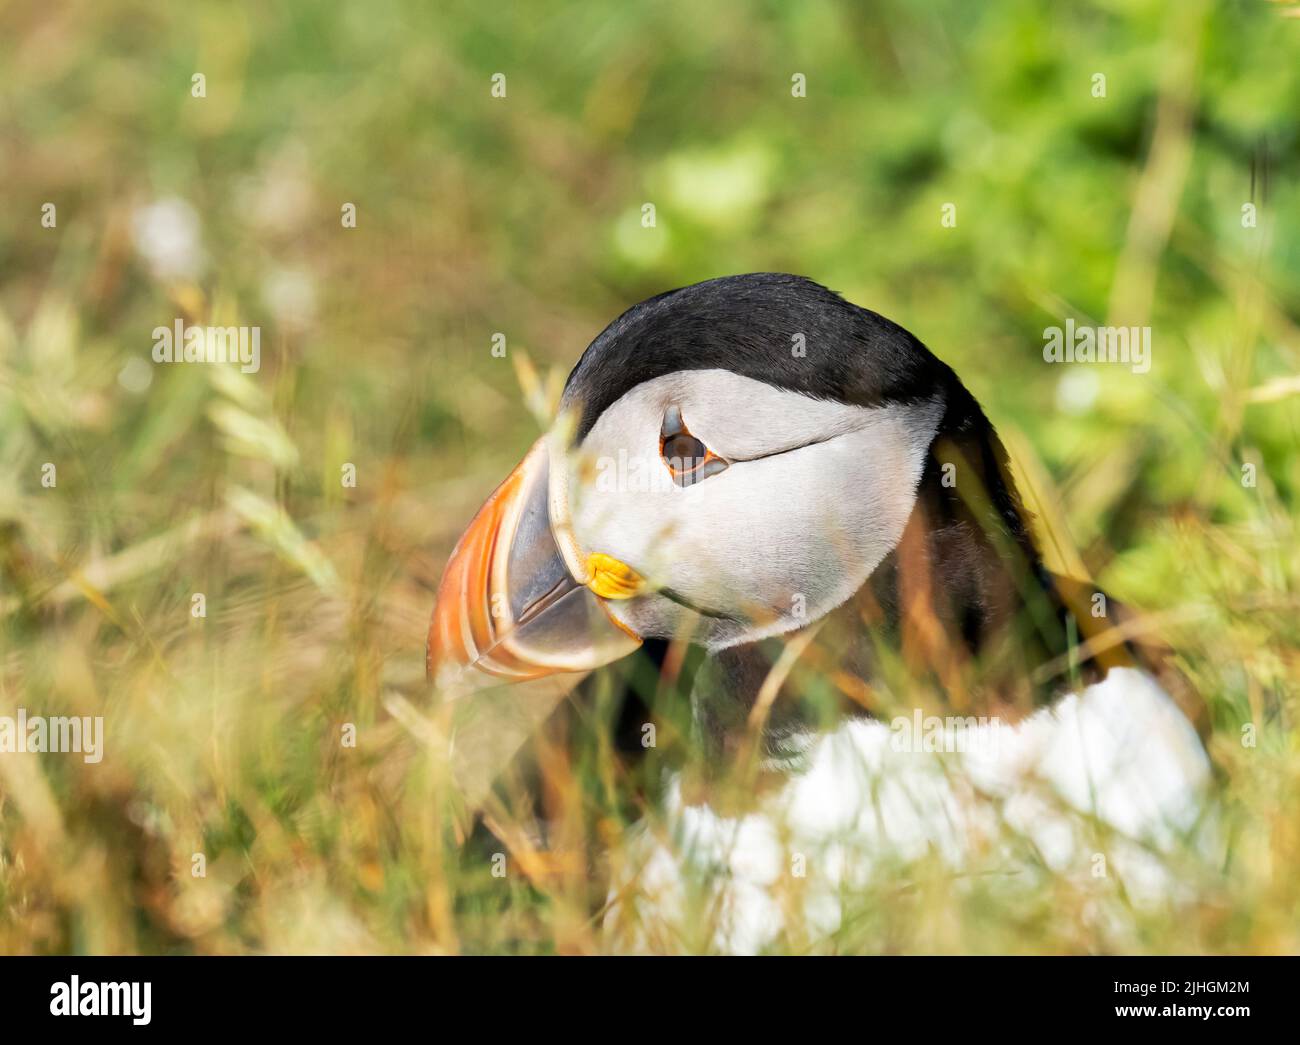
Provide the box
[428,273,983,690]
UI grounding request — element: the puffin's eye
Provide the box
[662,431,706,466]
[660,406,728,487]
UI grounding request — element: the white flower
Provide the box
[131,198,205,281]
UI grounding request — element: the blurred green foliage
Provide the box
[0,0,1297,953]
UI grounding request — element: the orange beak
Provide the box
[427,438,642,692]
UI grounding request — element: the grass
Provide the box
[0,0,1297,953]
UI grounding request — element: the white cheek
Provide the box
[568,430,676,575]
[569,403,938,635]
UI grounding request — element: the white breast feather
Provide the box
[605,667,1213,954]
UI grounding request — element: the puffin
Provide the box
[427,273,1214,953]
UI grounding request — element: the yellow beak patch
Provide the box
[585,552,645,600]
